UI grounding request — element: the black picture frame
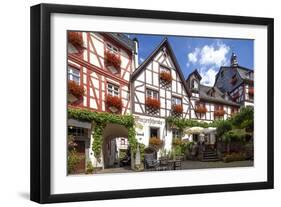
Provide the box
[30,3,274,204]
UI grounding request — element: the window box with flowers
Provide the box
[214,109,225,117]
[149,137,163,150]
[145,97,160,111]
[68,32,84,51]
[160,70,172,84]
[104,51,121,71]
[105,95,123,113]
[172,104,183,116]
[195,105,207,114]
[68,80,85,103]
[248,87,254,96]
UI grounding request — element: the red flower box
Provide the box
[68,32,83,48]
[172,104,183,114]
[214,109,225,116]
[248,87,254,96]
[68,80,85,100]
[160,71,172,83]
[105,95,123,112]
[145,97,160,109]
[195,105,207,113]
[105,51,121,70]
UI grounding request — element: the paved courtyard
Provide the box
[93,160,253,174]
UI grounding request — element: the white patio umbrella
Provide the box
[203,127,217,134]
[184,127,204,135]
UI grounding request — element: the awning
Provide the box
[203,127,217,134]
[184,127,204,135]
[68,119,92,129]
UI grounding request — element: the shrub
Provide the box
[105,95,123,112]
[67,149,81,174]
[68,32,83,48]
[68,80,85,99]
[222,152,246,163]
[172,138,183,146]
[160,71,172,83]
[105,51,121,70]
[172,104,183,114]
[145,97,160,109]
[86,160,94,174]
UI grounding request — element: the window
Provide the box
[172,129,182,139]
[172,96,182,105]
[68,126,86,137]
[150,127,159,138]
[121,138,125,145]
[146,89,159,99]
[106,42,118,54]
[68,66,80,83]
[221,70,224,77]
[107,83,119,96]
[192,79,199,89]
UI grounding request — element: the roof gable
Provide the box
[131,38,190,96]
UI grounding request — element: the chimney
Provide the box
[133,38,139,70]
[231,52,238,67]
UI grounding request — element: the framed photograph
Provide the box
[30,3,274,203]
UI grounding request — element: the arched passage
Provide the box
[102,123,129,168]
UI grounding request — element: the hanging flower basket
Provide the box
[214,109,225,116]
[105,95,123,113]
[160,71,172,83]
[149,137,163,149]
[145,97,160,110]
[195,105,207,113]
[104,51,121,70]
[68,80,85,102]
[172,104,183,114]
[68,32,84,49]
[248,87,254,96]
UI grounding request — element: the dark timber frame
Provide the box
[30,3,274,203]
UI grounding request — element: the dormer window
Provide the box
[221,70,224,78]
[192,79,199,89]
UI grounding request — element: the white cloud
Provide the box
[186,42,230,86]
[139,57,145,63]
[199,67,218,86]
[187,48,199,63]
[199,42,230,66]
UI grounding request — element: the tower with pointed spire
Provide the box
[231,52,238,66]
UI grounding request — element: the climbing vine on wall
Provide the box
[68,108,137,159]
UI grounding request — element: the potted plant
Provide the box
[104,51,121,71]
[68,80,85,103]
[160,70,172,84]
[68,32,84,49]
[145,97,160,110]
[105,94,123,113]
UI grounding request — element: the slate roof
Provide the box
[199,85,240,107]
[107,33,136,52]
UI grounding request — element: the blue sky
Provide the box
[127,34,254,86]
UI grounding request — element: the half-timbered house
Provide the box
[130,38,191,153]
[67,32,138,170]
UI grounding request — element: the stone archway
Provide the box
[102,123,129,168]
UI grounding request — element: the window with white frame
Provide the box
[68,66,80,83]
[146,89,159,99]
[106,42,118,54]
[107,83,119,96]
[172,96,182,105]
